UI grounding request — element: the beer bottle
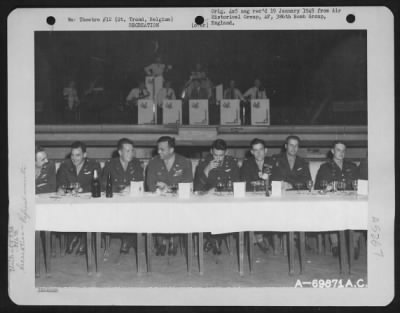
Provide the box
[105,172,113,198]
[91,169,101,198]
[265,174,270,197]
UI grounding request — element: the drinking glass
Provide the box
[216,181,224,194]
[294,182,304,192]
[337,181,345,192]
[251,181,257,193]
[352,179,358,191]
[170,184,178,194]
[306,180,313,192]
[321,180,328,191]
[66,183,75,194]
[73,182,81,194]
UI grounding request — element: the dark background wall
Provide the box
[35,30,367,125]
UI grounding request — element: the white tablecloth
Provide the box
[35,191,368,233]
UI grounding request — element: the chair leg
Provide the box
[198,232,204,275]
[86,232,93,274]
[60,234,66,257]
[44,231,51,276]
[299,232,306,274]
[360,230,367,256]
[283,233,288,257]
[136,233,147,274]
[248,231,255,273]
[317,233,323,255]
[338,231,347,274]
[146,233,152,272]
[51,232,57,257]
[95,232,101,272]
[179,234,184,256]
[348,230,354,274]
[193,233,198,256]
[324,233,331,255]
[288,232,295,275]
[187,233,193,274]
[35,231,41,278]
[239,232,244,276]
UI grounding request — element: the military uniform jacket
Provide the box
[36,161,57,194]
[194,154,240,192]
[56,158,101,193]
[270,153,311,188]
[101,157,144,192]
[240,156,274,191]
[357,159,368,180]
[314,159,358,190]
[146,153,193,192]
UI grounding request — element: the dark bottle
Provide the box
[91,169,101,198]
[226,176,233,194]
[265,175,270,197]
[105,172,113,198]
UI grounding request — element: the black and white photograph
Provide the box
[8,7,394,305]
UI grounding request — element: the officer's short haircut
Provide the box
[35,145,45,156]
[250,138,265,149]
[157,136,175,148]
[71,141,86,153]
[117,138,134,151]
[332,140,347,149]
[285,135,301,145]
[212,139,227,151]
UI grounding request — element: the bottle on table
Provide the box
[106,172,113,198]
[226,176,233,194]
[264,174,270,197]
[91,169,101,198]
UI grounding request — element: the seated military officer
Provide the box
[271,135,311,190]
[35,145,56,194]
[102,138,144,254]
[314,141,360,258]
[240,138,274,253]
[56,141,101,255]
[357,156,368,180]
[194,139,240,192]
[146,136,193,256]
[194,139,240,254]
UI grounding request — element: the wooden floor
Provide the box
[35,236,367,288]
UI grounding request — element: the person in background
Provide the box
[144,56,172,78]
[63,80,80,122]
[243,78,267,99]
[314,141,360,258]
[35,145,56,194]
[101,138,144,255]
[357,154,368,180]
[223,80,244,100]
[126,81,150,124]
[240,138,274,253]
[271,135,312,190]
[56,141,101,255]
[145,136,193,256]
[194,139,240,254]
[156,80,176,124]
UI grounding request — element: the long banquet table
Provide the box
[35,191,368,277]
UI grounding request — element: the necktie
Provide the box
[231,89,234,99]
[256,88,259,99]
